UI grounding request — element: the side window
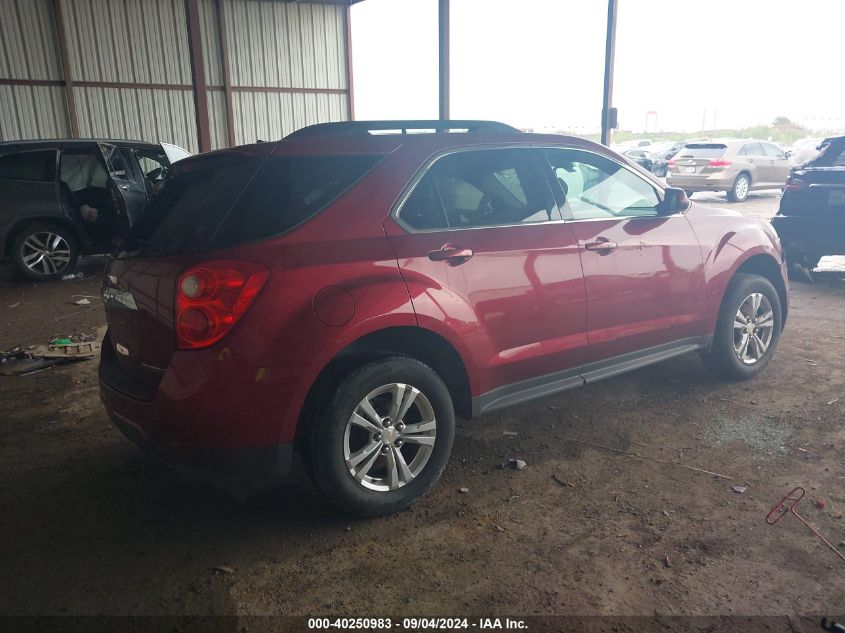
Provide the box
[400,173,449,230]
[744,142,764,157]
[737,145,748,156]
[399,148,552,230]
[60,151,109,193]
[762,143,785,158]
[99,144,133,181]
[542,148,661,220]
[0,150,56,182]
[831,145,845,167]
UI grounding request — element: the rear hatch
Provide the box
[101,143,383,399]
[670,143,728,177]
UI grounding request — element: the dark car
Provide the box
[622,148,668,177]
[99,119,788,517]
[0,139,190,280]
[772,134,845,274]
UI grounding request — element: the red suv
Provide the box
[99,120,788,516]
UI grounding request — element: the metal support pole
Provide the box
[438,0,450,120]
[600,0,618,146]
[52,0,79,138]
[185,0,211,153]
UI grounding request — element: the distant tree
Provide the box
[773,116,792,128]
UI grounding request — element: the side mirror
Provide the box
[659,187,690,215]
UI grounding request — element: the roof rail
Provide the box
[286,120,520,138]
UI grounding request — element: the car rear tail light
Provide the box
[667,159,676,168]
[176,260,269,349]
[707,159,732,167]
[784,177,807,192]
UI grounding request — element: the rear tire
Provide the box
[309,357,455,517]
[12,222,79,281]
[727,173,751,202]
[701,273,782,381]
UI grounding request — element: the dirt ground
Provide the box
[0,191,843,626]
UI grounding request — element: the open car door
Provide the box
[98,143,147,238]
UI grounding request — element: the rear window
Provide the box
[675,144,726,159]
[138,154,266,254]
[138,153,381,254]
[213,154,382,249]
[0,150,56,181]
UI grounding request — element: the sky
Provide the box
[350,0,845,134]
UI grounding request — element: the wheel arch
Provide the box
[3,216,86,259]
[295,326,473,455]
[732,253,788,327]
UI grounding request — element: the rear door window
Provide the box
[675,144,726,159]
[0,150,57,181]
[742,143,764,157]
[399,148,553,230]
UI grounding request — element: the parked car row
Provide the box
[0,139,190,279]
[667,139,792,202]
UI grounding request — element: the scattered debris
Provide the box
[492,524,505,533]
[60,272,84,281]
[827,398,839,406]
[1,338,100,376]
[458,487,469,494]
[500,458,526,470]
[731,485,748,494]
[552,473,574,487]
[662,510,670,517]
[663,555,671,568]
[559,437,734,480]
[211,565,234,575]
[797,447,809,453]
[8,303,19,308]
[502,431,518,437]
[805,359,818,366]
[816,499,826,510]
[74,298,91,306]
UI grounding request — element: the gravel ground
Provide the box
[0,191,843,627]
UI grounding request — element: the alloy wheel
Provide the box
[735,176,749,200]
[343,383,437,491]
[733,292,774,365]
[20,232,72,276]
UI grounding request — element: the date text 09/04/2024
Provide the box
[307,618,528,630]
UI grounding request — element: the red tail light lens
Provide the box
[784,177,807,192]
[668,159,676,167]
[707,159,732,168]
[176,260,269,349]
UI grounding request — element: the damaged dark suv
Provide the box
[772,134,845,274]
[0,139,189,280]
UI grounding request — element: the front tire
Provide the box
[727,173,751,202]
[309,357,455,517]
[701,273,782,381]
[12,222,79,281]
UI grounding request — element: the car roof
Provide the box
[0,138,161,150]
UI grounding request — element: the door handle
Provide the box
[428,243,474,265]
[583,238,618,254]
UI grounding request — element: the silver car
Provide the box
[667,139,792,202]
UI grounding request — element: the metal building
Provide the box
[0,0,358,153]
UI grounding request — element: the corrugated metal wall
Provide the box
[0,0,351,149]
[221,0,349,145]
[0,0,69,140]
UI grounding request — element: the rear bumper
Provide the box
[666,174,734,191]
[110,410,294,484]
